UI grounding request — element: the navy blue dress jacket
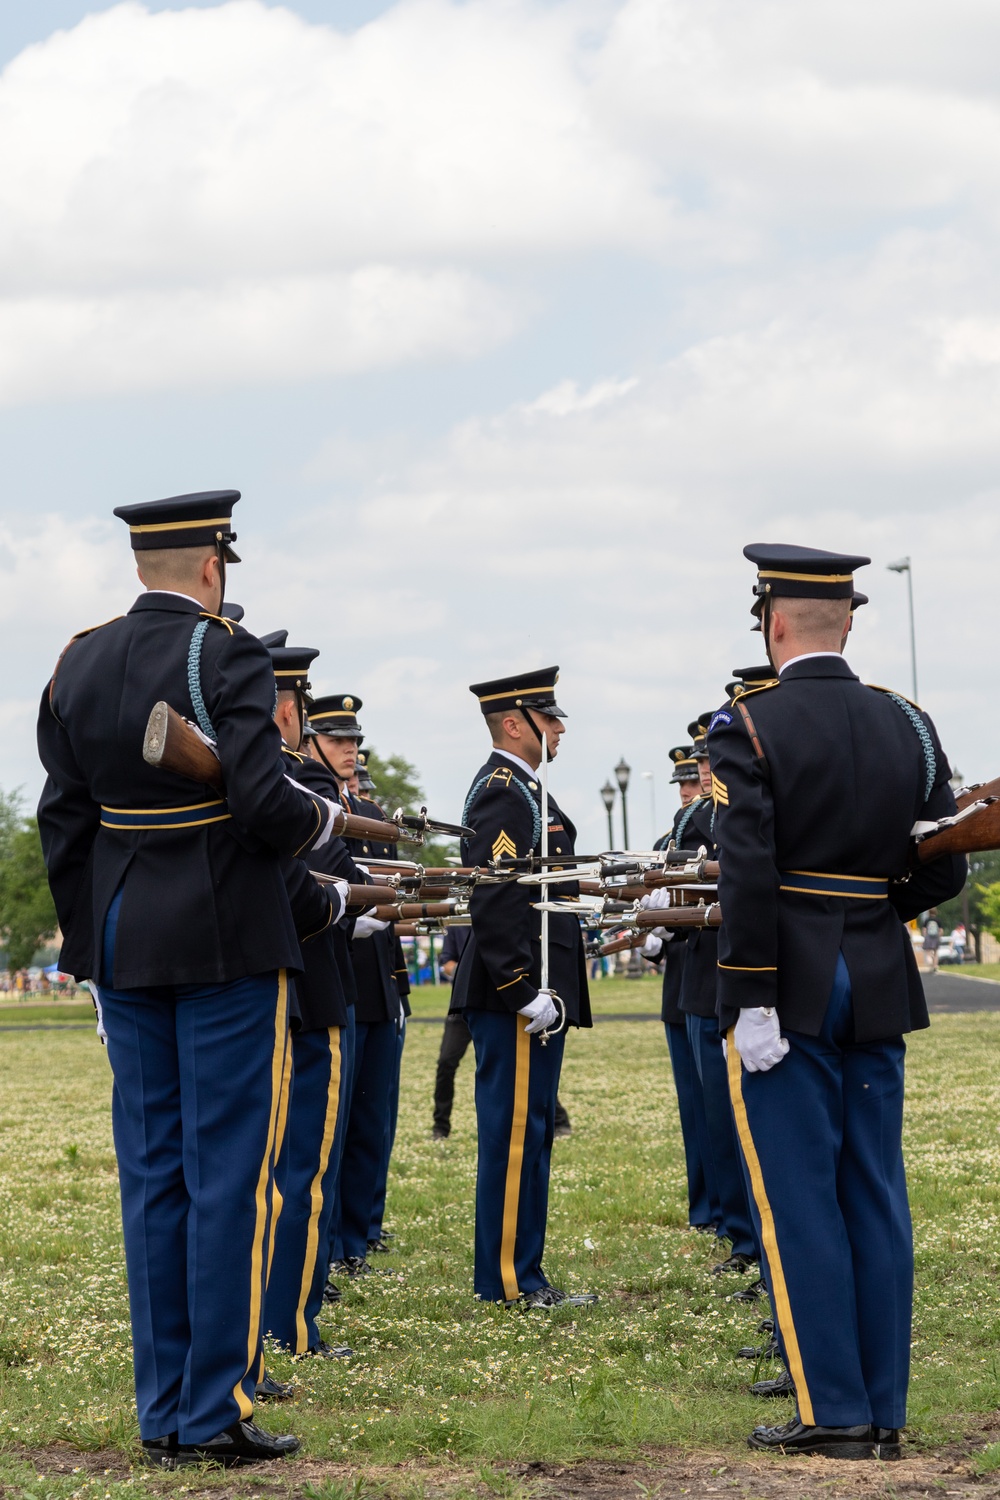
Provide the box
[36,593,334,989]
[279,747,350,1030]
[451,750,591,1026]
[675,796,721,1022]
[708,655,967,1040]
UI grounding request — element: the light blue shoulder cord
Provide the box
[674,801,699,848]
[885,693,936,802]
[463,772,542,850]
[186,620,216,741]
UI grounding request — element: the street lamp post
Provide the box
[615,757,631,850]
[642,771,656,846]
[887,556,918,703]
[600,781,616,848]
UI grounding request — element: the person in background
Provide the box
[923,909,942,971]
[951,922,967,964]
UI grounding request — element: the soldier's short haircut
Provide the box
[135,544,217,592]
[485,710,509,739]
[775,595,852,638]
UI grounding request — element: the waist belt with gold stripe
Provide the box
[779,870,888,900]
[101,799,231,831]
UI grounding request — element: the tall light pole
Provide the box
[642,771,655,846]
[600,781,616,848]
[887,556,918,702]
[615,758,631,850]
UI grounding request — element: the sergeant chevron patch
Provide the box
[492,831,517,860]
[711,773,729,806]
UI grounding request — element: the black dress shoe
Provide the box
[730,1275,768,1304]
[330,1256,372,1277]
[690,1222,718,1234]
[712,1252,756,1276]
[873,1427,903,1460]
[255,1370,295,1401]
[737,1333,780,1360]
[323,1279,342,1303]
[747,1418,876,1459]
[306,1339,353,1358]
[367,1236,391,1254]
[140,1435,178,1470]
[553,1122,572,1138]
[513,1286,599,1309]
[432,1125,449,1139]
[757,1317,775,1334]
[175,1419,301,1467]
[750,1367,795,1398]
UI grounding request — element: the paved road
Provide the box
[923,968,1000,1012]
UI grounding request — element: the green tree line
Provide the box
[0,790,58,973]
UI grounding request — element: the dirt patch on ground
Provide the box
[15,1423,1000,1500]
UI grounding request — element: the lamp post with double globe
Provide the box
[600,780,616,848]
[615,757,631,850]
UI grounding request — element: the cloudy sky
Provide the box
[3,0,998,849]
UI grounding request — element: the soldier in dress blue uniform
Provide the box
[451,668,596,1307]
[257,642,356,1365]
[642,747,719,1234]
[36,492,347,1468]
[355,755,412,1256]
[654,717,759,1282]
[304,695,407,1275]
[710,543,967,1460]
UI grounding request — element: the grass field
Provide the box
[2,979,1000,1499]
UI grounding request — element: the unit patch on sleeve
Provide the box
[709,710,733,732]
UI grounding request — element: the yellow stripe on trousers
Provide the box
[233,970,288,1420]
[266,1026,295,1285]
[726,1029,814,1426]
[294,1026,343,1353]
[499,1023,531,1303]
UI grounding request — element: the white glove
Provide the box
[86,981,108,1046]
[518,990,559,1034]
[641,933,664,958]
[734,1006,789,1073]
[640,886,674,939]
[327,877,351,923]
[353,913,390,939]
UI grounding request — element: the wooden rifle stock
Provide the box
[334,807,404,844]
[143,701,401,842]
[955,777,1000,811]
[645,861,720,886]
[917,776,1000,861]
[581,880,717,904]
[597,931,648,957]
[344,885,385,912]
[598,904,720,954]
[368,901,457,922]
[629,905,722,930]
[144,702,224,790]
